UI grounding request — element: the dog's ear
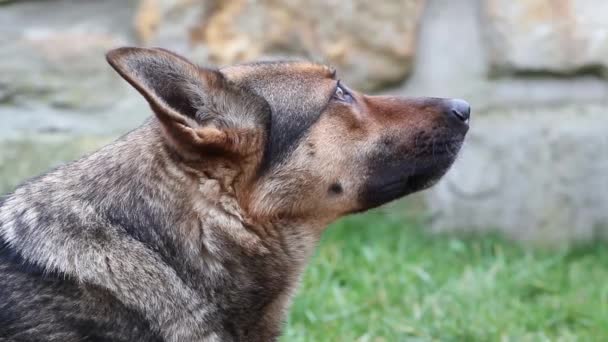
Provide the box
[106,47,268,158]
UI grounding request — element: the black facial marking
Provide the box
[328,183,343,195]
[359,137,461,210]
[262,107,324,171]
[359,156,414,209]
[228,61,334,172]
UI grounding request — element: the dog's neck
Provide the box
[133,121,323,336]
[0,119,321,341]
[143,119,323,262]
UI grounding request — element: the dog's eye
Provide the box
[333,82,353,103]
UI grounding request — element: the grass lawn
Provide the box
[284,210,608,341]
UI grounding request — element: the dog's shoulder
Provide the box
[0,255,162,341]
[0,128,165,341]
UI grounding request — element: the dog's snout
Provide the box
[444,99,470,124]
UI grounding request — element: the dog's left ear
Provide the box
[106,47,269,158]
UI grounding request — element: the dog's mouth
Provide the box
[357,137,464,211]
[402,137,466,189]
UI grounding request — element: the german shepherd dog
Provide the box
[0,47,470,341]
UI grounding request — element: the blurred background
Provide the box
[1,0,607,340]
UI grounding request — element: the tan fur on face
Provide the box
[243,82,464,223]
[247,106,368,223]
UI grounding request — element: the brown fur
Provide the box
[0,47,469,341]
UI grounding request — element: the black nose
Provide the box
[445,99,470,123]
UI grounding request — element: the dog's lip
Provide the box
[414,138,464,160]
[406,165,448,188]
[405,150,460,185]
[376,157,453,191]
[358,134,465,211]
[356,162,449,212]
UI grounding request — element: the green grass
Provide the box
[284,210,608,341]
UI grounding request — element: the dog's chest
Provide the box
[186,245,298,341]
[188,225,315,340]
[182,185,319,339]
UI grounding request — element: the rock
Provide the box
[133,0,213,59]
[0,0,153,137]
[0,0,137,111]
[425,104,608,245]
[482,0,608,76]
[135,0,426,90]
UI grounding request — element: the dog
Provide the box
[0,47,470,341]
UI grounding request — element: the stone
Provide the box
[133,0,213,58]
[0,0,137,111]
[135,0,426,91]
[482,0,608,76]
[0,0,151,137]
[425,104,608,245]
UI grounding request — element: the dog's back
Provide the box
[0,127,164,341]
[0,253,160,341]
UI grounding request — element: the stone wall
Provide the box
[1,0,606,244]
[419,0,608,245]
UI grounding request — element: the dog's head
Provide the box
[107,47,469,224]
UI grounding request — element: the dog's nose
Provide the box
[444,99,470,124]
